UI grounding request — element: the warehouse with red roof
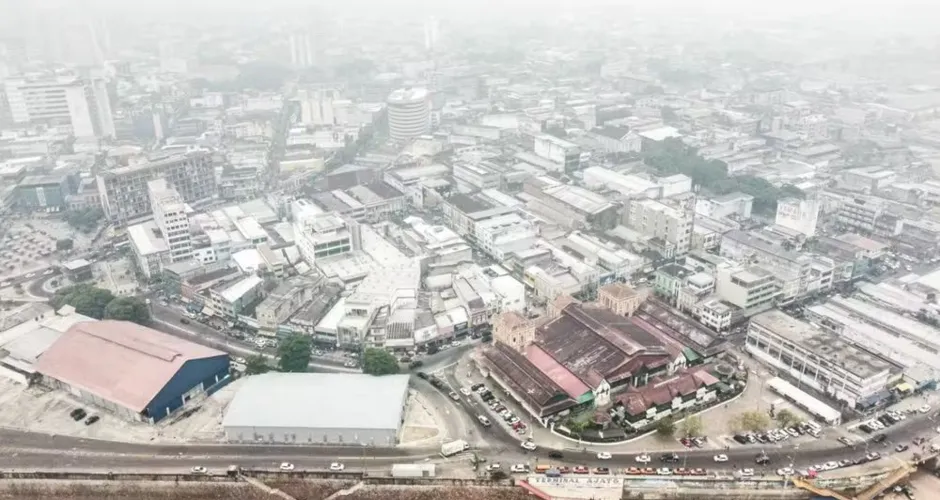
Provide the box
[34,320,230,423]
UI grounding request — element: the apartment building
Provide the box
[148,179,192,263]
[4,74,114,139]
[97,152,216,223]
[627,199,693,255]
[209,275,264,320]
[293,212,361,265]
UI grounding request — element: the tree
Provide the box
[775,409,802,428]
[656,417,676,437]
[64,207,104,231]
[103,296,151,325]
[361,347,400,376]
[678,415,704,438]
[51,284,114,319]
[56,238,74,251]
[244,354,271,375]
[277,334,312,372]
[731,411,772,432]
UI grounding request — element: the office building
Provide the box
[97,152,216,223]
[387,88,430,142]
[4,74,114,139]
[746,310,895,408]
[288,29,316,69]
[715,264,778,311]
[148,179,192,263]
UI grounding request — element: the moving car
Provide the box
[280,463,295,471]
[776,467,794,476]
[713,454,728,463]
[448,392,460,401]
[486,464,501,472]
[510,464,529,473]
[191,466,207,474]
[660,453,679,463]
[329,463,345,471]
[838,437,854,446]
[521,441,537,451]
[919,404,932,414]
[596,452,612,460]
[548,451,564,459]
[635,454,651,464]
[895,444,910,452]
[738,468,754,477]
[460,387,472,396]
[84,415,99,425]
[478,415,491,426]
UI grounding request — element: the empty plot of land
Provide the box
[0,481,262,500]
[399,391,441,446]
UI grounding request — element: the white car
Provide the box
[521,440,537,451]
[596,452,612,460]
[656,468,673,475]
[329,463,345,471]
[713,454,728,463]
[280,462,295,471]
[24,272,34,279]
[920,404,932,414]
[777,467,794,476]
[510,464,529,473]
[635,454,651,464]
[191,466,207,474]
[460,387,472,396]
[739,468,754,477]
[486,463,501,472]
[823,461,839,471]
[43,269,53,275]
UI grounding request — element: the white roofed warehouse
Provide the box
[222,373,410,446]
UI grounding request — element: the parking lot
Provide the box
[0,218,92,284]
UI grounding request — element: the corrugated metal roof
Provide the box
[222,373,410,431]
[34,321,226,413]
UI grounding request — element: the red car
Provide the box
[641,467,656,475]
[556,466,570,474]
[624,467,641,475]
[691,468,707,476]
[573,466,590,474]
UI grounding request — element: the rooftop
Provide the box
[34,320,226,413]
[222,373,410,432]
[750,309,894,380]
[479,343,577,416]
[219,275,263,303]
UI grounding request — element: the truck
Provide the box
[440,439,470,457]
[391,463,436,478]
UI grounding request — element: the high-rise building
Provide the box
[386,88,430,142]
[148,179,192,263]
[423,17,440,52]
[3,74,114,139]
[288,30,316,69]
[97,152,216,224]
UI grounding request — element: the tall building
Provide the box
[423,17,440,52]
[4,74,114,139]
[626,199,694,256]
[148,179,192,263]
[387,88,430,142]
[288,30,316,69]
[97,152,216,224]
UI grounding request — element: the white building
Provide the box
[473,213,538,261]
[294,212,361,266]
[4,74,114,139]
[209,275,264,320]
[387,88,430,142]
[288,30,316,69]
[775,197,820,237]
[626,199,693,255]
[582,167,662,198]
[148,179,192,263]
[128,221,169,279]
[695,193,754,220]
[533,134,581,173]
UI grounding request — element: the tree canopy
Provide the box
[643,138,804,215]
[65,208,104,232]
[244,354,271,375]
[103,296,151,325]
[678,415,703,438]
[51,284,114,319]
[656,417,676,437]
[775,409,802,427]
[730,411,772,432]
[56,238,74,251]
[277,334,312,372]
[361,348,400,376]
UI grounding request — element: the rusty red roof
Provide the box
[34,320,226,413]
[525,344,591,399]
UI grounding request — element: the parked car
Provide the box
[329,463,345,471]
[84,415,99,425]
[548,451,563,459]
[191,466,207,474]
[280,463,295,471]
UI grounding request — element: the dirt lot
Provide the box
[0,481,529,500]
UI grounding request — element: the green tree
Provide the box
[678,415,704,438]
[64,207,104,231]
[731,411,772,432]
[56,238,74,251]
[103,296,151,325]
[277,334,312,372]
[775,409,802,427]
[51,284,114,319]
[656,417,676,437]
[244,354,271,375]
[361,347,400,376]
